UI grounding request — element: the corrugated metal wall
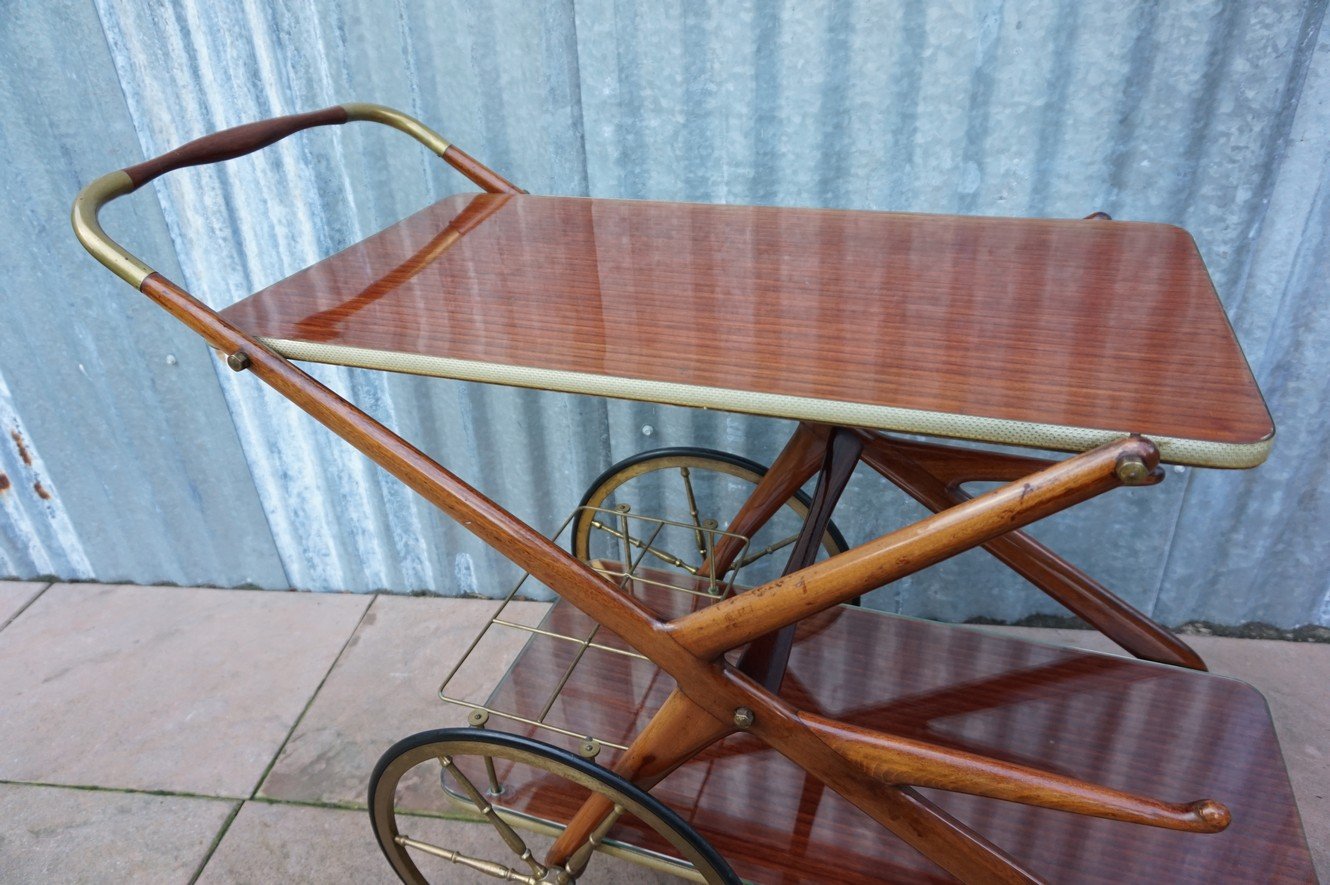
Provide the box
[2,0,1327,629]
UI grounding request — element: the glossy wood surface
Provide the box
[221,193,1273,452]
[483,590,1315,884]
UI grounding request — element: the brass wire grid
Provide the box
[438,505,752,753]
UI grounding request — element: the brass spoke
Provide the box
[680,467,708,560]
[732,531,800,571]
[564,804,627,879]
[439,755,548,879]
[588,518,700,575]
[395,834,542,883]
[484,754,503,796]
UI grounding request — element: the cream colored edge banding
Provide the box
[263,338,1273,470]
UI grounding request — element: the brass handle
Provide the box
[72,102,456,289]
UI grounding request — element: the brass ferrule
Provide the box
[71,170,153,289]
[1114,454,1152,485]
[341,102,451,157]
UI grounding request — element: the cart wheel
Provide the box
[369,728,739,884]
[572,447,850,591]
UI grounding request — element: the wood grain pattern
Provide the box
[482,591,1316,884]
[220,193,1273,456]
[487,570,1048,883]
[122,106,349,187]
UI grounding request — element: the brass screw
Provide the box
[732,707,755,730]
[467,709,490,727]
[1115,454,1150,485]
[578,739,601,759]
[226,350,251,372]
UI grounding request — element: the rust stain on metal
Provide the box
[33,480,51,500]
[0,472,9,492]
[10,430,33,466]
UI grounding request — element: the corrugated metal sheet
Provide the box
[1,0,1326,628]
[0,0,285,589]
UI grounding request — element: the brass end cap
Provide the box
[732,707,755,730]
[1114,453,1151,485]
[226,351,252,372]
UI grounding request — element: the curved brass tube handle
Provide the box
[72,102,520,289]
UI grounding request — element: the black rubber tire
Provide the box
[369,727,741,885]
[574,445,849,556]
[573,446,853,604]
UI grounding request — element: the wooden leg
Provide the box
[548,442,1174,881]
[738,428,863,690]
[722,669,1048,884]
[543,689,732,868]
[802,711,1229,831]
[548,686,1048,884]
[703,421,829,579]
[670,438,1159,658]
[857,432,1206,670]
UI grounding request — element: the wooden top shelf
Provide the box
[220,193,1274,468]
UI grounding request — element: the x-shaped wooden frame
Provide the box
[76,107,1228,884]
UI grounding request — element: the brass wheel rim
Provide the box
[571,453,846,578]
[370,733,735,884]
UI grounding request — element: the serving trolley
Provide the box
[74,104,1316,883]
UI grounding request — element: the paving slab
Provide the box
[0,583,369,797]
[0,782,236,883]
[199,800,675,883]
[979,625,1329,878]
[0,580,46,627]
[197,801,393,884]
[259,595,548,810]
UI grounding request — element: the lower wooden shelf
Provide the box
[475,583,1315,883]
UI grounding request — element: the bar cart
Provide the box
[73,104,1315,883]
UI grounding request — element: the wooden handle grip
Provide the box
[121,105,350,187]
